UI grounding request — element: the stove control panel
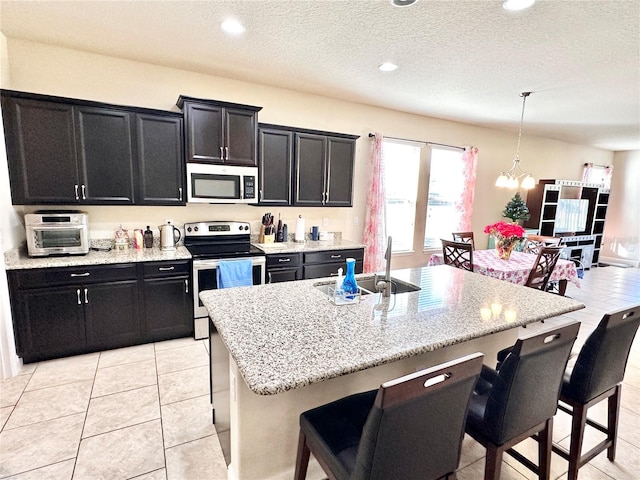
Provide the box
[184,221,251,237]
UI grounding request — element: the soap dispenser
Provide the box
[341,258,358,299]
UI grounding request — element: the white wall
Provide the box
[601,150,640,266]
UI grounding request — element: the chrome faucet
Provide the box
[375,236,393,297]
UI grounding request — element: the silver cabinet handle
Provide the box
[81,184,86,200]
[77,289,82,305]
[185,279,189,294]
[330,254,341,259]
[71,272,90,277]
[278,258,291,263]
[84,288,89,304]
[74,184,79,200]
[325,190,329,204]
[259,189,263,201]
[267,272,272,284]
[225,146,229,160]
[220,146,224,159]
[178,187,183,202]
[158,266,175,271]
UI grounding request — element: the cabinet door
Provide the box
[143,275,193,341]
[258,128,293,205]
[185,103,224,163]
[225,108,258,166]
[1,96,79,204]
[75,106,135,204]
[13,286,86,362]
[136,114,185,205]
[84,280,141,350]
[325,137,355,206]
[267,268,303,283]
[294,133,326,205]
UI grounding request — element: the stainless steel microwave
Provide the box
[25,210,89,257]
[186,163,258,204]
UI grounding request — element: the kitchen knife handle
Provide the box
[70,272,91,277]
[84,288,89,304]
[77,289,82,305]
[74,184,79,200]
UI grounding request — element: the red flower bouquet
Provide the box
[484,221,525,259]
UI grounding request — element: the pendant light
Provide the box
[496,92,536,190]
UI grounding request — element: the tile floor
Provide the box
[0,265,639,479]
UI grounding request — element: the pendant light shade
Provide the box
[496,92,536,190]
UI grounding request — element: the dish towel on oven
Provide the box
[217,259,254,288]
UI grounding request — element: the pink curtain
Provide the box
[363,133,387,273]
[582,163,594,182]
[454,147,478,231]
[604,165,613,188]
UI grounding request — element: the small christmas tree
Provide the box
[502,192,531,223]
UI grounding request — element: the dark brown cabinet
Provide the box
[177,95,262,167]
[135,113,185,205]
[1,90,185,206]
[142,261,193,341]
[266,253,302,283]
[258,126,293,205]
[302,248,364,280]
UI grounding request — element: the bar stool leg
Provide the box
[538,418,553,480]
[608,385,621,461]
[294,430,310,480]
[484,444,503,480]
[567,403,588,480]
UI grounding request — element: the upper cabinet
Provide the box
[177,95,262,167]
[258,123,358,207]
[1,90,184,206]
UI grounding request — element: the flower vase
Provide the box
[496,241,516,260]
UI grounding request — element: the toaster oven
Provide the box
[25,210,89,257]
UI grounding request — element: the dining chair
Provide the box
[452,231,475,250]
[441,239,474,272]
[553,305,640,480]
[294,352,484,480]
[524,246,563,291]
[523,236,561,255]
[465,322,580,480]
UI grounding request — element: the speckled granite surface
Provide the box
[253,238,364,253]
[201,265,585,396]
[4,245,191,270]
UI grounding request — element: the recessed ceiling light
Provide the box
[389,0,419,7]
[221,19,245,34]
[503,0,535,11]
[379,62,398,72]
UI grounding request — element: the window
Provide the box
[381,140,421,252]
[424,147,467,249]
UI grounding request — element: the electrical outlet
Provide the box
[353,216,359,226]
[322,217,329,227]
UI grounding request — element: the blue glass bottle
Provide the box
[342,258,358,299]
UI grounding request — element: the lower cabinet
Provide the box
[266,253,302,283]
[8,260,193,363]
[303,248,364,280]
[142,261,193,341]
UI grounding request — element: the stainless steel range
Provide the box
[183,221,266,339]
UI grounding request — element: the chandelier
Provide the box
[496,92,536,190]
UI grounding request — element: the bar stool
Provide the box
[294,352,484,480]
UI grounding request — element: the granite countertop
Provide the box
[200,265,585,396]
[253,238,365,254]
[4,245,192,270]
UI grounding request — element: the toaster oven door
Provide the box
[26,225,89,256]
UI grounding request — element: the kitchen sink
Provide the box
[314,276,421,296]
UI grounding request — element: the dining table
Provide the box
[428,249,580,295]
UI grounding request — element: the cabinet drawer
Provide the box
[303,248,363,265]
[266,253,301,268]
[143,260,191,278]
[10,263,137,289]
[303,259,363,280]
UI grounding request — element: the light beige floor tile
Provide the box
[129,468,167,480]
[83,385,160,438]
[503,437,569,480]
[97,343,155,369]
[154,337,201,352]
[458,434,486,470]
[3,458,75,480]
[559,436,640,480]
[158,365,209,405]
[155,342,209,375]
[552,463,620,480]
[0,374,30,407]
[0,405,14,431]
[621,383,640,416]
[456,456,528,480]
[4,379,92,430]
[623,364,640,390]
[74,419,164,480]
[0,413,84,477]
[165,435,227,480]
[16,363,37,376]
[91,359,156,398]
[161,394,216,448]
[25,353,98,391]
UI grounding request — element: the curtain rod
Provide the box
[368,133,465,151]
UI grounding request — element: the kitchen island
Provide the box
[201,265,585,480]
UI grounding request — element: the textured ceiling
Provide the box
[1,0,639,151]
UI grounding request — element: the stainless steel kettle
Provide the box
[158,222,181,251]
